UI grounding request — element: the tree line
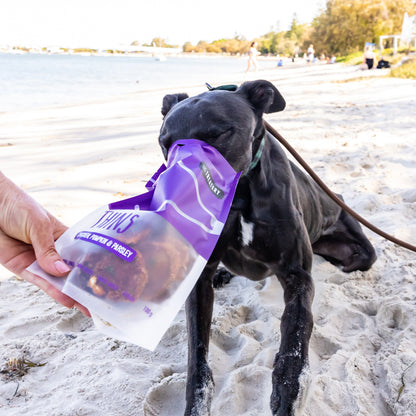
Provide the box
[145,0,415,57]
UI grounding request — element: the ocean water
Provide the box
[0,53,276,112]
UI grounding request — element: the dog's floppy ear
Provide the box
[161,93,189,117]
[237,80,285,114]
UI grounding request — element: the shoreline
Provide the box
[0,52,290,113]
[0,56,388,116]
[1,63,415,415]
[0,48,283,61]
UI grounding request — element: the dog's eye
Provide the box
[195,127,233,142]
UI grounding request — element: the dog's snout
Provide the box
[159,132,171,160]
[161,145,168,160]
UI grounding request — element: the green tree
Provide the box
[209,36,249,54]
[183,42,194,53]
[146,37,178,48]
[286,14,304,41]
[310,0,416,55]
[194,41,209,53]
[258,31,284,54]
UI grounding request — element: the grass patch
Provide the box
[1,357,46,380]
[390,58,416,79]
[336,51,363,65]
[338,49,416,79]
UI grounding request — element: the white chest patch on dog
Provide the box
[240,217,254,246]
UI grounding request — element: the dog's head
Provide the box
[159,80,285,173]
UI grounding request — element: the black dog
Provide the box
[159,80,376,416]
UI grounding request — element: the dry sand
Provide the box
[0,62,415,415]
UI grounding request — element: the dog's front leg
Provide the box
[184,262,218,416]
[271,266,314,416]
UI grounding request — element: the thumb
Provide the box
[35,243,71,277]
[30,217,71,277]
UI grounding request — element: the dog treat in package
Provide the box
[27,139,240,351]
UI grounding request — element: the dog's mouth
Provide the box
[160,140,254,176]
[160,139,261,179]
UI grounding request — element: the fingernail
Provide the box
[54,260,71,274]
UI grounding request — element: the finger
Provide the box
[48,214,68,240]
[73,303,91,317]
[21,269,73,306]
[20,270,91,317]
[29,217,71,277]
[0,230,36,276]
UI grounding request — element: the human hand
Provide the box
[0,172,90,316]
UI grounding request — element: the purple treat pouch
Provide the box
[27,140,240,350]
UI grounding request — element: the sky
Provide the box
[0,0,325,48]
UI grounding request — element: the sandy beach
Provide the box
[1,62,416,415]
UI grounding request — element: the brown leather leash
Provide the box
[206,83,415,253]
[264,120,416,253]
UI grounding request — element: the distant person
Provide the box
[292,46,300,62]
[363,45,376,69]
[329,55,336,64]
[377,56,390,69]
[245,41,259,73]
[307,44,315,65]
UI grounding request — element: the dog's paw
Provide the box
[213,268,234,288]
[271,353,306,416]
